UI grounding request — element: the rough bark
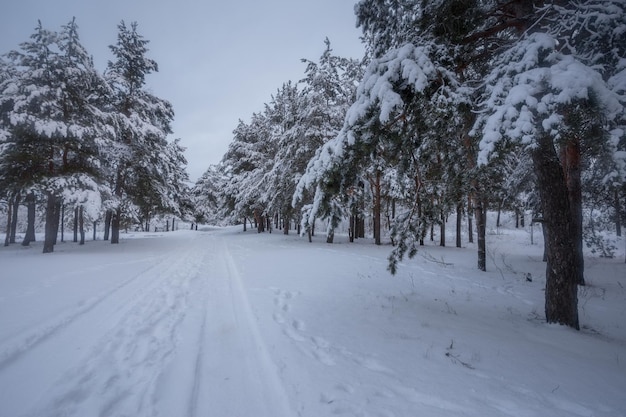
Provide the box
[52,201,61,245]
[542,222,548,262]
[283,210,290,235]
[439,210,445,247]
[79,206,85,245]
[22,193,36,246]
[614,188,621,237]
[373,170,382,245]
[4,197,12,247]
[9,192,20,244]
[456,202,462,248]
[533,137,579,330]
[475,198,486,271]
[111,208,121,244]
[73,206,79,242]
[467,195,474,243]
[60,204,64,243]
[560,139,585,286]
[43,192,57,253]
[103,210,112,241]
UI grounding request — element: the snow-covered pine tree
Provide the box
[0,19,111,253]
[291,39,362,240]
[105,21,175,243]
[221,114,275,232]
[191,164,228,226]
[261,81,305,234]
[474,1,625,329]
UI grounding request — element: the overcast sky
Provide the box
[0,0,365,181]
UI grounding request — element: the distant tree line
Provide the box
[191,0,626,331]
[0,19,191,253]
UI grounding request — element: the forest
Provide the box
[1,0,625,331]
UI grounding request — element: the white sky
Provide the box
[0,0,365,181]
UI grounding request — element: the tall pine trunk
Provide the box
[373,170,382,245]
[111,208,121,244]
[9,192,20,244]
[533,136,579,330]
[73,206,79,242]
[474,197,486,271]
[79,206,85,245]
[43,192,57,253]
[467,196,474,244]
[22,193,36,246]
[614,188,621,237]
[561,139,585,286]
[456,202,462,248]
[439,210,445,247]
[52,200,61,245]
[103,210,112,241]
[283,210,290,235]
[4,196,12,247]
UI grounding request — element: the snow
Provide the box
[476,32,624,166]
[0,216,625,417]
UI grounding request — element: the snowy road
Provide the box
[0,230,292,417]
[1,225,625,417]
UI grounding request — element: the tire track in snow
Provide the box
[22,236,208,417]
[0,253,176,372]
[178,237,294,417]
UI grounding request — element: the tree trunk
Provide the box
[4,196,12,247]
[349,214,355,243]
[43,192,57,253]
[467,195,474,243]
[52,201,61,245]
[93,221,97,240]
[533,137,579,330]
[475,198,486,271]
[561,139,585,286]
[373,170,382,245]
[439,210,445,247]
[104,210,112,241]
[615,188,621,237]
[73,206,79,242]
[542,222,548,262]
[515,207,520,228]
[283,211,290,235]
[326,227,334,244]
[22,193,36,246]
[111,208,121,244]
[60,204,64,243]
[9,192,20,244]
[496,198,503,228]
[456,202,462,248]
[79,206,85,245]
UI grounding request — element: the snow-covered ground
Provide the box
[0,216,625,417]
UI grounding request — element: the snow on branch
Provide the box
[475,32,623,165]
[294,42,448,217]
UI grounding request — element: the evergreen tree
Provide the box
[105,21,175,243]
[474,1,625,329]
[0,19,111,253]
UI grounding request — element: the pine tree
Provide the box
[473,1,625,329]
[1,19,110,253]
[105,21,175,243]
